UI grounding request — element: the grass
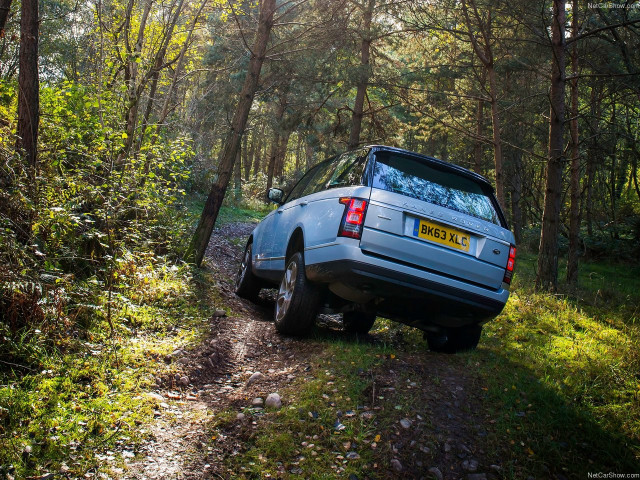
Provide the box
[3,202,640,478]
[207,245,640,478]
[0,256,217,478]
[476,251,640,478]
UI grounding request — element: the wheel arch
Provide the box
[286,227,305,262]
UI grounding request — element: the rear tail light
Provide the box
[338,197,368,239]
[503,244,516,284]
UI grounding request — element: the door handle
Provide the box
[300,201,309,207]
[277,208,284,214]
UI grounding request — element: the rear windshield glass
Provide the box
[372,152,501,225]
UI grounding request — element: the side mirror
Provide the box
[267,188,285,205]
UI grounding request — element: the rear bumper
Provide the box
[304,241,509,327]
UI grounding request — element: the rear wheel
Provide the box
[343,311,376,334]
[274,252,320,336]
[426,324,482,353]
[235,242,261,302]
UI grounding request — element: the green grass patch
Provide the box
[477,253,640,478]
[0,259,215,479]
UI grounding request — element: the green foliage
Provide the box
[0,256,214,478]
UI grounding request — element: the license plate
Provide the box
[412,218,471,252]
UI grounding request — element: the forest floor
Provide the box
[3,214,639,479]
[123,222,505,480]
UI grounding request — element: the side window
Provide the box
[300,159,336,197]
[285,165,320,203]
[326,150,368,189]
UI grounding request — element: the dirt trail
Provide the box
[124,222,498,480]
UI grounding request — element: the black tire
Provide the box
[426,324,482,354]
[343,311,376,334]
[274,252,320,336]
[235,242,261,302]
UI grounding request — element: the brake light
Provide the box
[338,197,368,239]
[503,244,516,284]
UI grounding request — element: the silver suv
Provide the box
[235,145,516,352]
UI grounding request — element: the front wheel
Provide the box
[426,324,482,354]
[274,252,320,336]
[235,242,261,302]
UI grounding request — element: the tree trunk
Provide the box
[275,130,292,179]
[567,0,581,285]
[116,0,153,167]
[473,96,484,175]
[234,146,242,201]
[0,0,12,35]
[266,96,287,193]
[243,132,252,181]
[347,0,374,150]
[536,0,566,292]
[16,0,39,173]
[187,0,276,266]
[461,0,504,209]
[510,147,524,245]
[586,81,601,237]
[487,64,504,209]
[252,123,265,177]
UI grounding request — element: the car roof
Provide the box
[364,145,495,193]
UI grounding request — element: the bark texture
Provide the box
[187,0,276,266]
[536,0,566,291]
[347,0,374,150]
[16,0,39,172]
[567,0,581,285]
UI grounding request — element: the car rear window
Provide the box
[372,152,501,225]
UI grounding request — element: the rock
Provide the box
[400,418,412,429]
[466,474,487,480]
[176,357,190,365]
[178,376,190,387]
[428,467,443,480]
[490,465,501,472]
[390,458,403,472]
[252,397,264,407]
[443,443,452,453]
[146,392,164,402]
[346,451,360,460]
[246,371,265,386]
[463,459,479,472]
[213,309,226,317]
[265,393,282,409]
[236,413,246,421]
[360,411,374,421]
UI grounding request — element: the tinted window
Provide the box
[285,164,321,202]
[300,159,335,197]
[372,152,500,225]
[326,151,368,189]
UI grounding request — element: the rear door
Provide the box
[360,150,512,290]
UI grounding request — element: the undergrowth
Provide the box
[0,256,216,478]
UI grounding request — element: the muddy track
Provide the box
[124,222,497,480]
[124,223,323,479]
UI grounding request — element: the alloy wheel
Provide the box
[276,259,297,322]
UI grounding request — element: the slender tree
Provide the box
[566,0,581,285]
[461,0,505,209]
[16,0,39,172]
[0,0,11,35]
[187,0,277,266]
[347,0,375,149]
[536,0,566,291]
